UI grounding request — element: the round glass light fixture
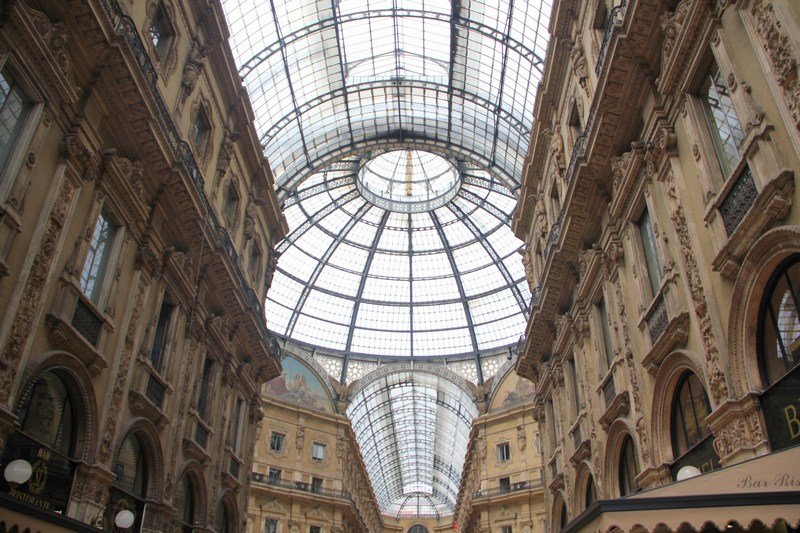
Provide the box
[115,509,135,528]
[676,465,702,481]
[3,459,32,487]
[357,150,460,213]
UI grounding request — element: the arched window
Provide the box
[758,255,800,387]
[408,526,429,533]
[107,433,148,531]
[618,434,639,496]
[584,474,597,509]
[670,372,719,476]
[174,474,196,532]
[115,434,147,498]
[557,498,568,530]
[18,372,76,456]
[216,500,231,533]
[1,370,82,514]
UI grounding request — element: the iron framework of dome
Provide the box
[221,0,551,517]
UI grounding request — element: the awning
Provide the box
[565,445,800,532]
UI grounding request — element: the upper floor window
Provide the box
[598,298,615,368]
[310,526,321,533]
[409,526,429,533]
[584,474,596,509]
[249,243,262,282]
[228,398,244,454]
[269,431,285,452]
[148,2,173,58]
[312,442,325,461]
[0,67,32,175]
[759,255,800,387]
[196,357,215,420]
[150,299,175,372]
[114,433,147,499]
[174,474,195,532]
[698,62,744,177]
[618,434,640,496]
[216,501,230,533]
[496,442,510,462]
[265,518,278,533]
[638,208,661,298]
[80,212,119,304]
[223,181,239,228]
[311,476,323,493]
[268,467,281,482]
[499,476,511,492]
[501,526,513,533]
[569,357,581,417]
[191,107,211,154]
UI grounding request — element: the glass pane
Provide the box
[700,63,744,176]
[638,209,661,297]
[80,213,117,303]
[761,258,800,385]
[20,372,74,456]
[0,68,31,172]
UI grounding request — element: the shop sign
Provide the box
[761,366,800,451]
[0,433,75,513]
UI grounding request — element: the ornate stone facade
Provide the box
[513,0,800,529]
[0,1,285,531]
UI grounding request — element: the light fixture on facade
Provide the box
[676,465,702,481]
[3,459,32,488]
[114,509,135,529]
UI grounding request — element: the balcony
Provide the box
[472,479,543,499]
[251,472,352,500]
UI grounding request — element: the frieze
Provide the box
[0,177,76,403]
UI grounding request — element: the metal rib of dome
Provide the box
[222,0,551,201]
[265,155,531,360]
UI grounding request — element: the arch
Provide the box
[113,418,165,501]
[174,461,207,528]
[649,350,708,466]
[488,365,536,412]
[551,490,568,531]
[603,419,639,498]
[215,489,238,533]
[13,351,99,462]
[572,460,596,515]
[262,355,335,413]
[728,226,800,396]
[408,525,429,533]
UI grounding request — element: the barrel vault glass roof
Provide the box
[221,0,552,517]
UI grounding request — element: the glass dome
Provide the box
[265,156,530,361]
[357,150,460,212]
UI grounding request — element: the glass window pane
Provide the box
[638,209,661,297]
[699,63,744,176]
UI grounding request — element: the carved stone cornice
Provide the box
[599,390,630,431]
[657,0,715,96]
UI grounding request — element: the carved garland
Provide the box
[98,278,148,464]
[751,0,800,130]
[662,170,729,404]
[0,177,76,403]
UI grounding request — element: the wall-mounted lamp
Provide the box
[115,509,135,529]
[3,459,32,488]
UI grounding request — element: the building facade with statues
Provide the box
[513,0,800,530]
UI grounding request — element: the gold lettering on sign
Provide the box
[9,488,52,510]
[786,404,800,439]
[28,459,47,495]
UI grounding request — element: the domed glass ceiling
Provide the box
[265,154,531,360]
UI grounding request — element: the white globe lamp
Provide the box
[676,465,702,481]
[114,509,135,529]
[3,459,32,488]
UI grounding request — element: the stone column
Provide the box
[707,392,770,466]
[68,463,115,525]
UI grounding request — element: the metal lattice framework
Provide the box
[221,0,552,518]
[346,371,479,517]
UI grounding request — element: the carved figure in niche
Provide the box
[570,35,589,96]
[216,132,240,182]
[130,160,145,200]
[520,247,534,291]
[265,250,280,290]
[549,131,566,178]
[180,39,206,104]
[243,201,257,240]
